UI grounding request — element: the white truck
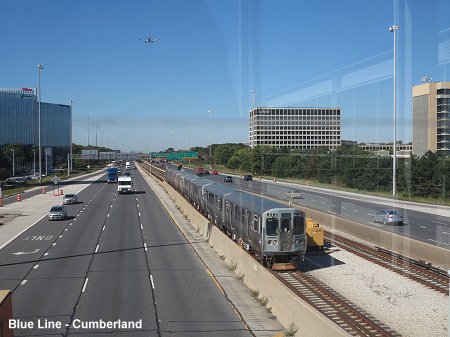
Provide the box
[117,176,132,194]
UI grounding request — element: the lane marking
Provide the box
[52,243,56,246]
[420,226,427,229]
[20,280,28,286]
[353,209,359,212]
[140,224,143,230]
[107,213,110,218]
[150,275,155,289]
[64,228,68,231]
[139,212,141,217]
[144,243,147,251]
[95,245,99,253]
[33,264,39,270]
[102,225,106,231]
[433,220,449,225]
[82,278,89,292]
[59,235,63,238]
[44,252,49,256]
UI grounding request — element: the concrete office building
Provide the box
[0,88,71,167]
[249,107,341,149]
[412,81,450,156]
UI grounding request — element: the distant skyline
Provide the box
[2,0,450,152]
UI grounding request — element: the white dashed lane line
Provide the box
[140,224,143,230]
[82,278,89,293]
[95,245,99,253]
[33,265,39,270]
[44,252,49,256]
[144,243,147,252]
[150,275,155,289]
[102,225,106,231]
[20,280,27,286]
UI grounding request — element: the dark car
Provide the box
[372,210,403,225]
[243,175,253,181]
[224,176,233,183]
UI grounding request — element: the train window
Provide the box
[293,216,304,235]
[253,215,259,232]
[225,203,230,215]
[266,218,279,236]
[281,218,290,232]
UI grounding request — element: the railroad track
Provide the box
[275,270,400,337]
[324,232,449,295]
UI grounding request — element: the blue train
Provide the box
[166,167,306,269]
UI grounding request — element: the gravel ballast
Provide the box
[304,247,448,337]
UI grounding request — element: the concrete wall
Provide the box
[160,181,349,337]
[304,207,450,270]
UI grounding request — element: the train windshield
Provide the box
[266,218,279,236]
[293,216,304,235]
[281,217,290,232]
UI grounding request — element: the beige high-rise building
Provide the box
[412,81,450,156]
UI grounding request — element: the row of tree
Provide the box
[0,144,115,180]
[199,143,450,200]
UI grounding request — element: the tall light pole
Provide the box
[69,99,73,172]
[251,89,256,107]
[11,149,15,177]
[37,64,44,183]
[32,149,36,175]
[389,24,399,197]
[208,109,213,162]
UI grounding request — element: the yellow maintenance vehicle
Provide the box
[305,218,324,250]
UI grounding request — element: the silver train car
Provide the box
[166,167,306,268]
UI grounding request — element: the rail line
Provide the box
[275,270,400,337]
[324,232,449,295]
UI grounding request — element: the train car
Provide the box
[202,183,240,229]
[165,166,306,269]
[223,192,306,268]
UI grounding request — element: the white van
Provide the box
[118,176,132,194]
[125,161,131,170]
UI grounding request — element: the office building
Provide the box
[249,107,341,149]
[412,81,450,156]
[0,88,71,165]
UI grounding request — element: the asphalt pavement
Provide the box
[0,167,284,337]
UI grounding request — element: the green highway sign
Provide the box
[151,151,198,160]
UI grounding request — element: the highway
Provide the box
[182,167,450,249]
[0,169,253,336]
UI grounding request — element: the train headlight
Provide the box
[273,240,278,245]
[267,240,272,245]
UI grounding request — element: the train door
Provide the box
[280,213,293,251]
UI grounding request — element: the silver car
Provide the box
[63,194,78,205]
[48,206,67,221]
[372,210,403,225]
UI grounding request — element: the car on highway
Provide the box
[285,189,302,199]
[372,210,404,225]
[48,205,67,221]
[211,170,219,174]
[63,194,78,205]
[224,176,233,183]
[243,174,253,181]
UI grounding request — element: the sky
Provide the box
[1,0,450,152]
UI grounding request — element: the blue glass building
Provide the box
[0,88,71,166]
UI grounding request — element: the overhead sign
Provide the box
[151,151,198,160]
[52,176,61,185]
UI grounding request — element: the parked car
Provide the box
[63,194,78,205]
[211,170,219,175]
[224,176,233,183]
[285,189,302,199]
[48,206,67,221]
[243,174,253,181]
[372,210,404,225]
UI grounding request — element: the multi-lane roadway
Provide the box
[0,169,254,336]
[184,168,450,249]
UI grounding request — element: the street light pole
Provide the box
[11,149,15,177]
[389,24,399,197]
[208,109,212,161]
[69,99,73,172]
[37,64,44,183]
[32,149,36,176]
